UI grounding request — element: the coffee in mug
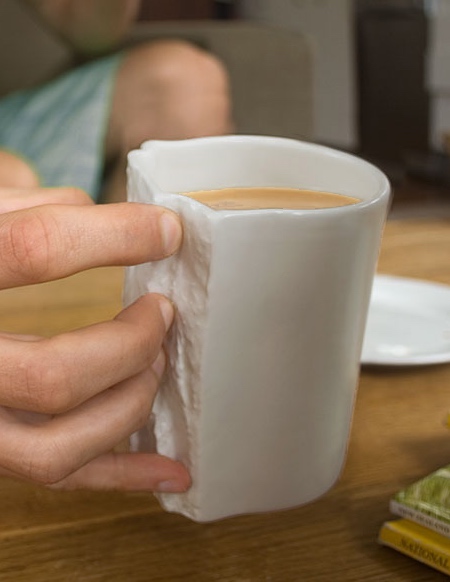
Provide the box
[182,187,360,210]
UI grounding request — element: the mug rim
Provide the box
[131,135,391,216]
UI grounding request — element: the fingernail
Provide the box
[160,212,182,256]
[157,479,186,493]
[152,350,166,379]
[158,297,174,332]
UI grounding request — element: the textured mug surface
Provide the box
[125,136,390,522]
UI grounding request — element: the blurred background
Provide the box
[2,0,449,213]
[138,0,450,216]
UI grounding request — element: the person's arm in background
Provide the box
[24,0,142,56]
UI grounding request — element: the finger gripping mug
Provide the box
[125,136,390,522]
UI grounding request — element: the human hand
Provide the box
[0,184,190,493]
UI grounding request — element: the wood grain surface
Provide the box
[0,219,449,581]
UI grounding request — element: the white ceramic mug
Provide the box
[125,136,390,522]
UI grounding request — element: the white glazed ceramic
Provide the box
[125,136,390,522]
[362,274,450,366]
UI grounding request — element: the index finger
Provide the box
[0,202,182,289]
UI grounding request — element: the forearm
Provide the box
[25,0,142,55]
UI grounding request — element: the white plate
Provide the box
[361,275,450,366]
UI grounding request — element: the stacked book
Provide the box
[378,464,450,576]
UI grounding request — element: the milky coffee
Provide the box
[183,187,360,210]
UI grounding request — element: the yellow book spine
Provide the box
[379,519,450,576]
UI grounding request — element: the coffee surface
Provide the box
[182,187,360,210]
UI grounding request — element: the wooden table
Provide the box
[0,218,449,581]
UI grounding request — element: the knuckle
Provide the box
[2,209,60,283]
[21,438,69,485]
[22,348,73,414]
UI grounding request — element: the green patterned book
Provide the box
[390,465,450,539]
